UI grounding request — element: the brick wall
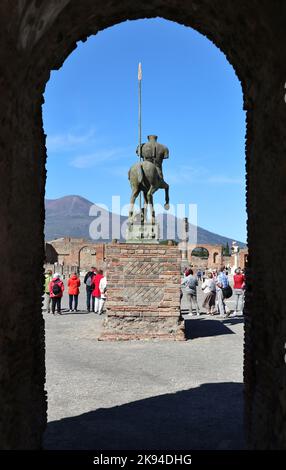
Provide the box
[46,238,105,271]
[100,243,185,340]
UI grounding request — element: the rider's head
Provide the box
[147,135,158,141]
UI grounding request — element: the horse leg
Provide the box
[147,186,156,224]
[143,192,148,222]
[151,195,156,225]
[129,187,140,222]
[160,181,170,210]
[164,184,170,210]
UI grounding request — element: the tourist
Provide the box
[183,266,192,276]
[180,269,187,309]
[217,267,229,289]
[98,273,107,315]
[216,283,226,317]
[44,269,53,313]
[181,268,200,315]
[201,272,216,315]
[84,266,97,312]
[49,273,64,315]
[216,267,229,317]
[68,272,81,312]
[233,267,245,314]
[91,269,104,313]
[212,269,218,280]
[197,269,202,282]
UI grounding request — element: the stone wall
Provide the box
[188,244,223,270]
[185,244,248,271]
[0,0,286,450]
[46,238,105,271]
[100,243,184,340]
[238,249,248,269]
[45,242,58,264]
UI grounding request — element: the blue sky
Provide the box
[43,18,246,242]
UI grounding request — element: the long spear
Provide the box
[138,62,143,220]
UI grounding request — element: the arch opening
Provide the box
[5,0,283,451]
[42,15,246,451]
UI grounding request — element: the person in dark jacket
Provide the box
[84,267,97,312]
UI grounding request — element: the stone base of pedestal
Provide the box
[126,222,160,244]
[99,242,185,341]
[99,316,185,341]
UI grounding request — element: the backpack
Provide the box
[52,281,61,296]
[222,285,233,299]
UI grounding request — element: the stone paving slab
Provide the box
[43,282,245,450]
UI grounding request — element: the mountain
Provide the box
[45,195,246,247]
[45,195,93,217]
[45,195,123,241]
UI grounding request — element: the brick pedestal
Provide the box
[99,243,185,341]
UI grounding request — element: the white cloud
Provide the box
[46,128,97,152]
[70,147,132,169]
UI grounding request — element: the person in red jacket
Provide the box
[68,272,81,312]
[49,273,65,315]
[233,267,245,315]
[91,269,104,313]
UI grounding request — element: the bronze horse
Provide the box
[128,161,169,224]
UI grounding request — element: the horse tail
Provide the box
[137,162,144,184]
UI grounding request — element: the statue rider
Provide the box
[136,135,169,183]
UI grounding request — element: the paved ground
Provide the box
[43,281,245,450]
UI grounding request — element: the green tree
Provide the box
[223,242,231,256]
[192,247,209,258]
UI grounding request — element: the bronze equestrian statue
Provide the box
[128,135,170,224]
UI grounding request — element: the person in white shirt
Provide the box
[201,272,216,315]
[98,275,107,315]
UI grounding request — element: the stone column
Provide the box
[231,242,240,274]
[180,217,189,272]
[0,81,46,447]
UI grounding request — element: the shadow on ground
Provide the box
[44,382,244,450]
[184,317,241,340]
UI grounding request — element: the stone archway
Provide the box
[190,246,210,270]
[1,0,286,450]
[78,245,96,271]
[188,244,222,270]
